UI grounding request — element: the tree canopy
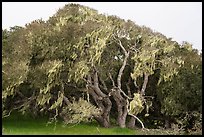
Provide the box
[2,3,202,132]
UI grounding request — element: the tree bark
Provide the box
[140,73,149,95]
[94,114,110,128]
[112,89,128,128]
[87,72,112,128]
[94,97,112,128]
[117,105,127,128]
[127,116,136,129]
[89,89,112,128]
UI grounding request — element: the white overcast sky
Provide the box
[2,2,202,51]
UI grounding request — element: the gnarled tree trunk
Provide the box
[87,72,112,128]
[93,97,112,128]
[111,89,128,128]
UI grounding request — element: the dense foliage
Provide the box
[2,4,202,132]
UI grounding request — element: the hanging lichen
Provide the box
[36,60,64,108]
[129,93,144,116]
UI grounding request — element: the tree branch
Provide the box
[113,36,132,100]
[117,51,129,89]
[119,88,132,100]
[93,70,99,87]
[133,80,139,89]
[63,95,71,106]
[113,34,128,55]
[140,73,149,95]
[108,72,116,87]
[99,77,108,91]
[113,37,130,89]
[93,71,107,98]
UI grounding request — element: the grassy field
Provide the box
[2,112,199,135]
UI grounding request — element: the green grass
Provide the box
[2,118,135,135]
[3,112,199,135]
[2,113,136,135]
